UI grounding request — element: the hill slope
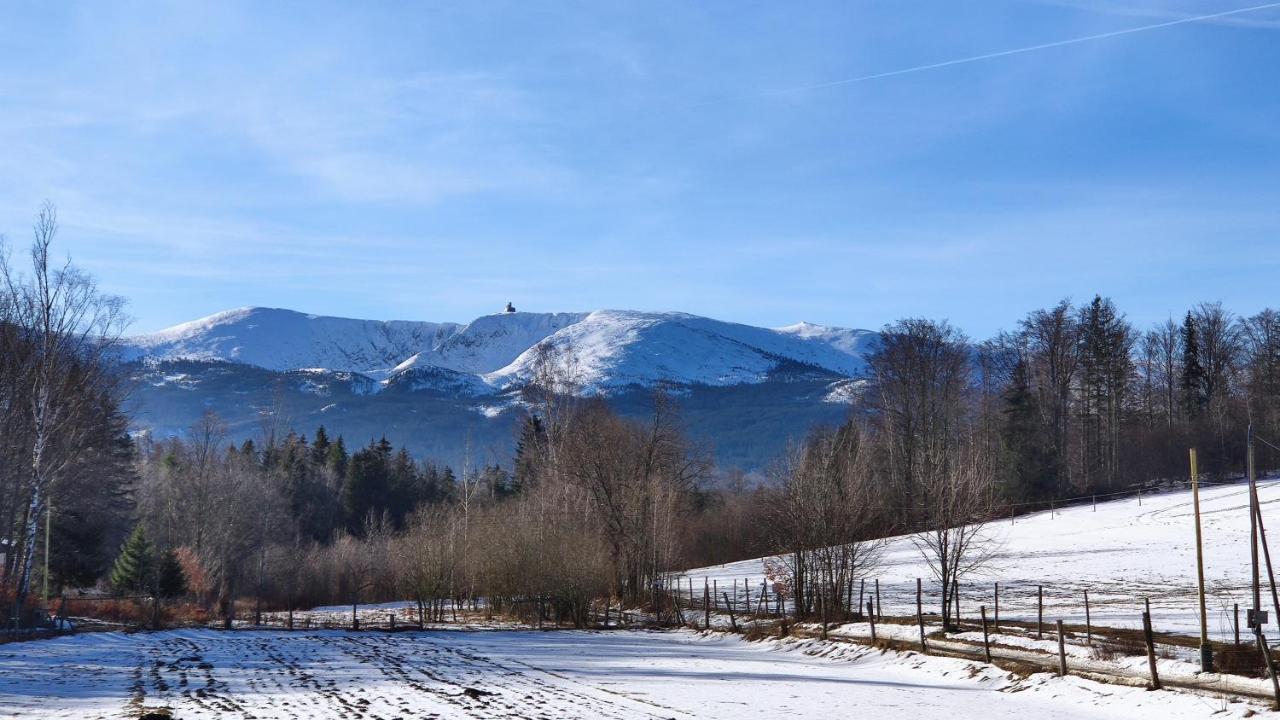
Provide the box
[684,478,1276,640]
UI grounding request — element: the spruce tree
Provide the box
[326,436,349,478]
[1001,359,1056,501]
[157,549,188,598]
[343,439,392,535]
[512,415,547,493]
[1181,311,1208,419]
[312,425,332,465]
[109,524,156,595]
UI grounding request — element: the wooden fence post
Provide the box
[1235,603,1241,645]
[1084,590,1092,646]
[1037,585,1044,639]
[723,592,737,632]
[980,605,992,663]
[704,579,710,629]
[867,600,877,643]
[858,579,866,619]
[875,579,882,621]
[917,578,927,653]
[1057,620,1067,676]
[1142,610,1161,690]
[389,613,395,631]
[994,582,999,630]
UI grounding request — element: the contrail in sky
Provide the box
[738,1,1280,99]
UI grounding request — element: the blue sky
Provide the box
[1,1,1278,338]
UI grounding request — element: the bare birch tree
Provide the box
[0,203,127,619]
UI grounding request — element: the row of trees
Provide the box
[988,297,1280,499]
[740,299,1280,628]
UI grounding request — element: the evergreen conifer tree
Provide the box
[109,524,156,594]
[1181,311,1208,419]
[157,549,188,598]
[1001,359,1056,500]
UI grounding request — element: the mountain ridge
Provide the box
[120,306,878,469]
[123,306,878,393]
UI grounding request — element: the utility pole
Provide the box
[1252,425,1264,629]
[1191,448,1212,672]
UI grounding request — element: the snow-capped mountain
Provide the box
[121,307,461,373]
[123,307,876,392]
[121,307,878,469]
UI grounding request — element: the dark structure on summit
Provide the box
[505,302,516,313]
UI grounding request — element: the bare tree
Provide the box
[0,203,127,619]
[912,440,999,630]
[865,317,972,513]
[768,422,885,625]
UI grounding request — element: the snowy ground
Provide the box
[0,627,1258,719]
[683,477,1280,641]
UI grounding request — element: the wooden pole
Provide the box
[1142,610,1161,690]
[980,605,992,663]
[1258,628,1280,710]
[1037,585,1043,639]
[858,579,866,619]
[1250,490,1280,640]
[867,600,876,643]
[1190,447,1213,672]
[875,579,882,621]
[994,582,999,630]
[704,579,710,629]
[1252,424,1262,628]
[1235,603,1241,645]
[1084,590,1092,646]
[916,577,927,653]
[722,592,737,632]
[1057,620,1068,676]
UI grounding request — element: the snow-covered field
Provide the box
[0,628,1255,719]
[684,477,1280,641]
